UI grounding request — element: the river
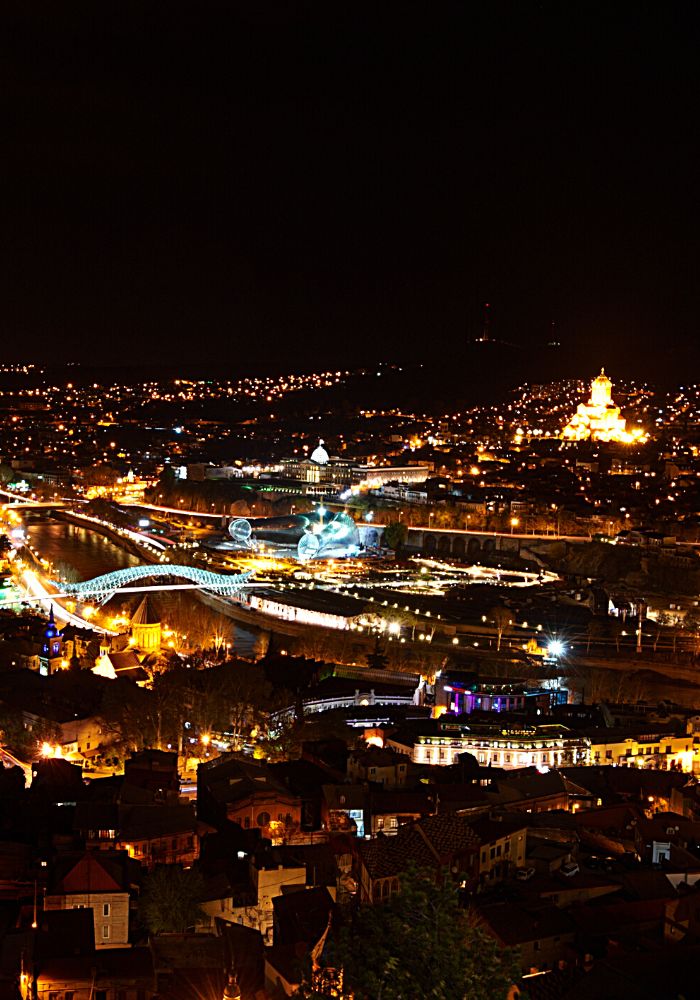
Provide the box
[25,518,259,656]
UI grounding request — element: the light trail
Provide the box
[20,570,117,635]
[60,509,168,551]
[119,501,224,519]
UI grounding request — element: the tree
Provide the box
[157,465,177,489]
[609,617,625,654]
[140,865,205,935]
[0,712,61,761]
[366,637,389,671]
[98,679,161,752]
[585,618,605,654]
[653,611,672,653]
[489,606,511,652]
[683,609,700,655]
[310,865,518,1000]
[383,521,408,552]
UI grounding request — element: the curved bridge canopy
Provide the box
[52,563,252,605]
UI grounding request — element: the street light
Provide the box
[510,516,519,535]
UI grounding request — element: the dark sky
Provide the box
[2,2,699,380]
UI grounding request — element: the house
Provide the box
[368,789,432,836]
[469,816,527,886]
[150,934,227,1000]
[347,747,409,787]
[485,769,593,814]
[124,749,180,797]
[58,715,117,765]
[22,950,155,999]
[198,850,307,945]
[321,784,367,837]
[44,851,136,949]
[272,885,334,950]
[74,802,203,870]
[198,756,302,844]
[584,727,696,772]
[15,910,155,999]
[356,815,481,903]
[93,649,150,685]
[477,899,577,975]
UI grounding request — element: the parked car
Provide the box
[516,867,536,881]
[560,862,580,877]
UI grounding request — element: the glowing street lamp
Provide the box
[510,516,519,534]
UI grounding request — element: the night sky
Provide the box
[2,2,699,381]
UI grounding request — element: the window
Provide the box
[377,817,385,829]
[96,992,107,1000]
[490,847,496,860]
[606,750,612,759]
[369,767,376,774]
[102,902,110,917]
[439,749,445,760]
[504,840,511,855]
[504,754,511,763]
[478,753,485,763]
[481,851,486,863]
[257,812,270,827]
[65,994,75,1000]
[491,753,499,764]
[666,745,672,754]
[496,845,502,857]
[533,941,540,952]
[102,925,110,939]
[389,817,398,829]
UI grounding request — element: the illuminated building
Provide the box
[387,719,590,769]
[310,438,330,464]
[129,594,161,652]
[561,368,647,443]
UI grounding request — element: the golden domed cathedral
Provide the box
[562,369,647,444]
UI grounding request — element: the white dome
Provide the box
[310,439,329,465]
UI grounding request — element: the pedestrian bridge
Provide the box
[52,563,253,605]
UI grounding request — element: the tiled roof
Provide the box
[358,814,480,879]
